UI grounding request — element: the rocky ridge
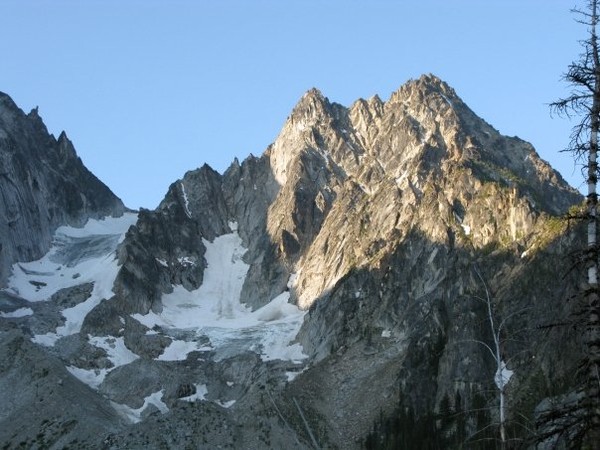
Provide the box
[0,75,585,448]
[0,92,126,285]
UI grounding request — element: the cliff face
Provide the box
[0,76,585,448]
[0,92,126,286]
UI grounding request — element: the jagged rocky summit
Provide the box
[0,75,585,448]
[0,92,126,286]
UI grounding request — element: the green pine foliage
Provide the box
[363,392,514,450]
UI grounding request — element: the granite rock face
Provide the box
[0,76,587,448]
[0,324,123,448]
[0,92,126,286]
[112,75,579,315]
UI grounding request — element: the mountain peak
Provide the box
[389,73,459,107]
[267,87,338,185]
[415,73,449,88]
[0,92,23,130]
[408,73,453,93]
[304,86,325,99]
[0,91,17,109]
[291,87,331,119]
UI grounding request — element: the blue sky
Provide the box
[0,1,584,209]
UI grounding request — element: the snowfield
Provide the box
[3,213,138,346]
[2,215,307,396]
[133,223,307,363]
[6,213,138,303]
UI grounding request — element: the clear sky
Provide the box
[0,1,585,209]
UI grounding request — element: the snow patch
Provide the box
[32,333,61,347]
[461,224,471,236]
[286,368,306,382]
[66,336,139,389]
[111,390,169,424]
[157,339,212,361]
[177,256,195,267]
[395,170,409,186]
[427,248,438,264]
[88,336,139,367]
[55,214,137,240]
[287,272,298,289]
[180,182,192,218]
[67,366,108,389]
[381,329,392,338]
[440,93,453,107]
[155,258,168,268]
[0,307,33,318]
[132,230,307,363]
[180,384,208,402]
[216,400,236,408]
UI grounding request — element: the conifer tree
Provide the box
[551,0,600,446]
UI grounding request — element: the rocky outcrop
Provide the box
[0,324,123,447]
[0,92,126,286]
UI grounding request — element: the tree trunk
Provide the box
[586,1,600,446]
